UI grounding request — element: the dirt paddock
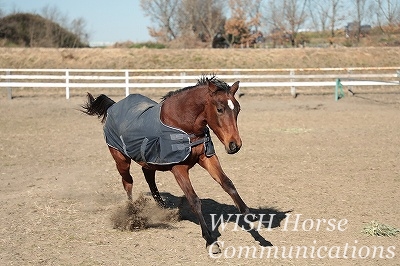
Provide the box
[0,88,399,265]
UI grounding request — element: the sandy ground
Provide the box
[0,88,399,265]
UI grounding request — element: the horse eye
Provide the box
[217,107,224,114]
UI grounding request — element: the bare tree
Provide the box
[39,5,88,47]
[375,0,400,24]
[141,0,227,46]
[140,0,180,42]
[263,0,285,30]
[41,5,65,46]
[262,0,309,46]
[283,0,309,46]
[349,0,373,42]
[40,4,68,26]
[374,0,400,38]
[327,0,345,38]
[262,0,287,47]
[70,18,89,47]
[308,0,328,31]
[225,0,263,47]
[177,0,226,44]
[308,0,345,40]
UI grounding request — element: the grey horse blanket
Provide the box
[103,94,215,165]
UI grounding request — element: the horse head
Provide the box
[205,79,242,154]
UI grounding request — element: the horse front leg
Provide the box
[198,154,249,214]
[108,147,133,200]
[171,165,221,254]
[142,167,166,208]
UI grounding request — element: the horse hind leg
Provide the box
[108,147,133,200]
[142,167,166,208]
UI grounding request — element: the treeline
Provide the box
[140,0,400,48]
[0,12,89,48]
[1,1,399,48]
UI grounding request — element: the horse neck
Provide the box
[161,86,207,135]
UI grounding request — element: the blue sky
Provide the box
[2,0,152,45]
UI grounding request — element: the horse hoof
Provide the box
[207,243,221,254]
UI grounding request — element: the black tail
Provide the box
[81,93,115,123]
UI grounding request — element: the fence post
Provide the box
[290,69,297,98]
[125,70,130,97]
[65,70,70,99]
[6,70,12,100]
[180,72,186,83]
[234,70,243,97]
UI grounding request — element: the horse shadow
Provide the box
[154,192,291,247]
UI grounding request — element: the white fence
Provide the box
[0,67,399,99]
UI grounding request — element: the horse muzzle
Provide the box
[226,141,241,154]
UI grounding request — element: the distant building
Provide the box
[345,22,371,38]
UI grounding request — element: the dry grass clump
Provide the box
[111,194,180,231]
[362,221,400,237]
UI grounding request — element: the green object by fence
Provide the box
[335,78,345,101]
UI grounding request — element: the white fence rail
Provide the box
[1,68,399,99]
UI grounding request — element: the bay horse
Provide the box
[81,76,249,253]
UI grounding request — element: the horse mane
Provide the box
[162,75,230,100]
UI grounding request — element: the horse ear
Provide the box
[230,81,240,95]
[207,79,218,93]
